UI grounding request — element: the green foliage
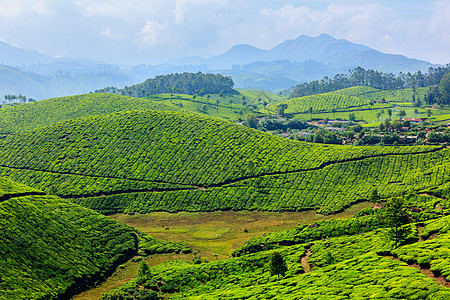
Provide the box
[385,197,413,248]
[439,73,450,104]
[0,110,447,215]
[269,251,287,278]
[280,92,388,115]
[137,232,191,256]
[0,93,177,136]
[0,181,137,300]
[96,72,234,96]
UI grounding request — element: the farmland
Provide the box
[0,80,449,300]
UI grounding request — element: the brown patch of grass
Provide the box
[111,203,371,261]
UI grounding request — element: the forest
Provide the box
[95,72,235,97]
[287,65,450,102]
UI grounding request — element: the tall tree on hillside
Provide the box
[269,251,287,279]
[439,73,450,104]
[385,197,412,248]
[277,104,288,116]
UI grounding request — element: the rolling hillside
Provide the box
[0,110,447,215]
[0,93,177,136]
[279,92,389,114]
[0,177,138,300]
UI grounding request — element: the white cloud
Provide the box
[0,0,56,17]
[0,0,448,64]
[136,21,165,48]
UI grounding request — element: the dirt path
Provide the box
[0,191,46,202]
[301,249,312,273]
[381,254,449,288]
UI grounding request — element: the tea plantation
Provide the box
[102,208,450,299]
[0,110,446,215]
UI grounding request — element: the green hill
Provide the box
[0,177,138,299]
[0,110,447,215]
[332,86,429,104]
[0,93,177,136]
[0,176,192,299]
[278,92,390,115]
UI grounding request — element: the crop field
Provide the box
[333,86,429,103]
[293,106,449,124]
[147,93,256,120]
[0,110,446,215]
[280,93,390,115]
[0,93,178,136]
[0,182,137,299]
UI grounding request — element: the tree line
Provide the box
[2,94,36,104]
[287,65,450,99]
[95,72,234,97]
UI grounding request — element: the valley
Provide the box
[0,68,449,300]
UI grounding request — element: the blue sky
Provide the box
[0,0,448,65]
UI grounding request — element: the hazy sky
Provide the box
[0,0,449,65]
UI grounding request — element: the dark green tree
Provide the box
[369,189,380,205]
[244,114,258,129]
[277,104,288,116]
[348,112,356,122]
[384,197,412,248]
[439,73,450,104]
[387,109,393,118]
[269,251,287,278]
[137,260,152,283]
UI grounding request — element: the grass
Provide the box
[111,202,372,261]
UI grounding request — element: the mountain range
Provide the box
[0,34,437,99]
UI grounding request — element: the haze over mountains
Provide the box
[0,34,436,100]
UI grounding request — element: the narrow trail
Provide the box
[301,249,312,273]
[0,191,47,203]
[0,146,445,200]
[380,253,449,288]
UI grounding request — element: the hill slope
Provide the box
[0,93,177,135]
[0,110,447,215]
[0,177,138,299]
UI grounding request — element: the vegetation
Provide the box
[101,203,450,299]
[0,178,138,300]
[279,92,389,115]
[0,93,177,136]
[96,72,234,97]
[287,65,450,98]
[0,110,446,215]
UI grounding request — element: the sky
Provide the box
[0,0,449,65]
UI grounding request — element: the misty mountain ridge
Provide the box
[0,33,437,98]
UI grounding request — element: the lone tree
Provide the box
[269,251,287,278]
[369,188,381,205]
[276,103,288,116]
[137,260,152,284]
[384,197,412,248]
